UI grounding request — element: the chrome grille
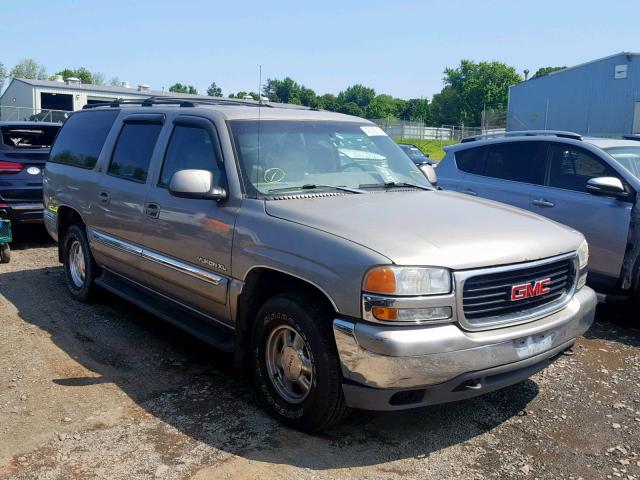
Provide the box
[458,254,577,329]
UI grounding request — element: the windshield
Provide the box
[399,144,429,163]
[1,125,60,149]
[229,120,430,196]
[605,146,640,179]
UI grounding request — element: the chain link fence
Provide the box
[0,106,69,123]
[372,119,505,142]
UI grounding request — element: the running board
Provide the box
[95,270,235,352]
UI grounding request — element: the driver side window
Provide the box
[159,124,224,188]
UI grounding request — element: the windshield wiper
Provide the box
[268,184,367,194]
[359,181,434,191]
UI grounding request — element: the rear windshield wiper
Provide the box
[268,184,367,194]
[359,181,434,191]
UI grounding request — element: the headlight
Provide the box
[577,240,589,289]
[363,266,451,296]
[577,240,589,269]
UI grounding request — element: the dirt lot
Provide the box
[1,226,639,480]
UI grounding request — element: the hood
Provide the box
[265,190,583,270]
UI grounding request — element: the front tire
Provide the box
[63,224,99,302]
[251,294,349,431]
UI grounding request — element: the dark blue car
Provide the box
[0,121,61,223]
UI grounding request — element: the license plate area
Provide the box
[514,331,555,359]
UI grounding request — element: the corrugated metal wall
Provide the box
[507,53,640,135]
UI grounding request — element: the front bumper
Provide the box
[333,286,597,410]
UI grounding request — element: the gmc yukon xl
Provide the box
[43,97,597,431]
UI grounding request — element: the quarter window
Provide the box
[49,110,118,169]
[159,124,224,188]
[108,123,162,183]
[483,142,547,184]
[455,147,486,174]
[548,144,619,192]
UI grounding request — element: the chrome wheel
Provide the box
[265,325,314,404]
[68,240,86,288]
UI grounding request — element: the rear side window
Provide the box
[158,124,224,187]
[49,111,118,168]
[548,143,619,192]
[108,123,162,183]
[484,142,547,184]
[455,147,486,174]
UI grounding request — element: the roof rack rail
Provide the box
[461,130,583,143]
[82,96,275,110]
[622,134,640,142]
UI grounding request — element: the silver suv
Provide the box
[437,131,640,306]
[43,99,596,431]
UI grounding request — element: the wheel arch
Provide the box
[56,205,87,263]
[234,266,339,364]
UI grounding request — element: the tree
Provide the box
[402,98,429,123]
[92,71,106,85]
[317,93,339,111]
[337,84,376,113]
[10,58,47,80]
[229,91,259,100]
[207,82,222,97]
[0,62,6,92]
[338,102,364,117]
[532,66,566,79]
[169,83,197,94]
[443,60,522,125]
[53,67,94,84]
[367,94,399,119]
[109,77,121,87]
[429,86,462,126]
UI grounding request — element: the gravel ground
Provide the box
[0,226,639,480]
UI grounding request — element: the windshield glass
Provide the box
[399,144,429,163]
[229,120,430,196]
[605,146,640,179]
[1,125,60,149]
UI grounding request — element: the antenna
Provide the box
[257,65,262,195]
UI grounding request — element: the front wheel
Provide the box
[251,294,349,431]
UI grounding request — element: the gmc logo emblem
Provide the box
[511,278,551,301]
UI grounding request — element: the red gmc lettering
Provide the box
[511,278,551,301]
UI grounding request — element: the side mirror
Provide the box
[586,176,627,198]
[419,163,438,185]
[169,169,227,200]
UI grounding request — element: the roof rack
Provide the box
[622,134,640,142]
[82,96,275,110]
[460,130,583,143]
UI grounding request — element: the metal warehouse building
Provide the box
[507,52,640,135]
[0,76,207,121]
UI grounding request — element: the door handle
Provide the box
[532,198,555,208]
[145,203,160,219]
[98,191,110,205]
[463,188,478,196]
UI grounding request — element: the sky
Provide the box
[3,0,639,99]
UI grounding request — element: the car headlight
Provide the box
[577,240,589,289]
[363,266,451,296]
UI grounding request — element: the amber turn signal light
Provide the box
[363,267,396,294]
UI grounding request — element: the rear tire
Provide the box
[0,244,9,263]
[251,294,350,432]
[62,224,99,302]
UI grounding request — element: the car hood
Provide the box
[264,190,583,270]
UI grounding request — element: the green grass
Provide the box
[393,138,458,161]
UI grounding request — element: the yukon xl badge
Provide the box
[197,256,227,272]
[511,278,551,301]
